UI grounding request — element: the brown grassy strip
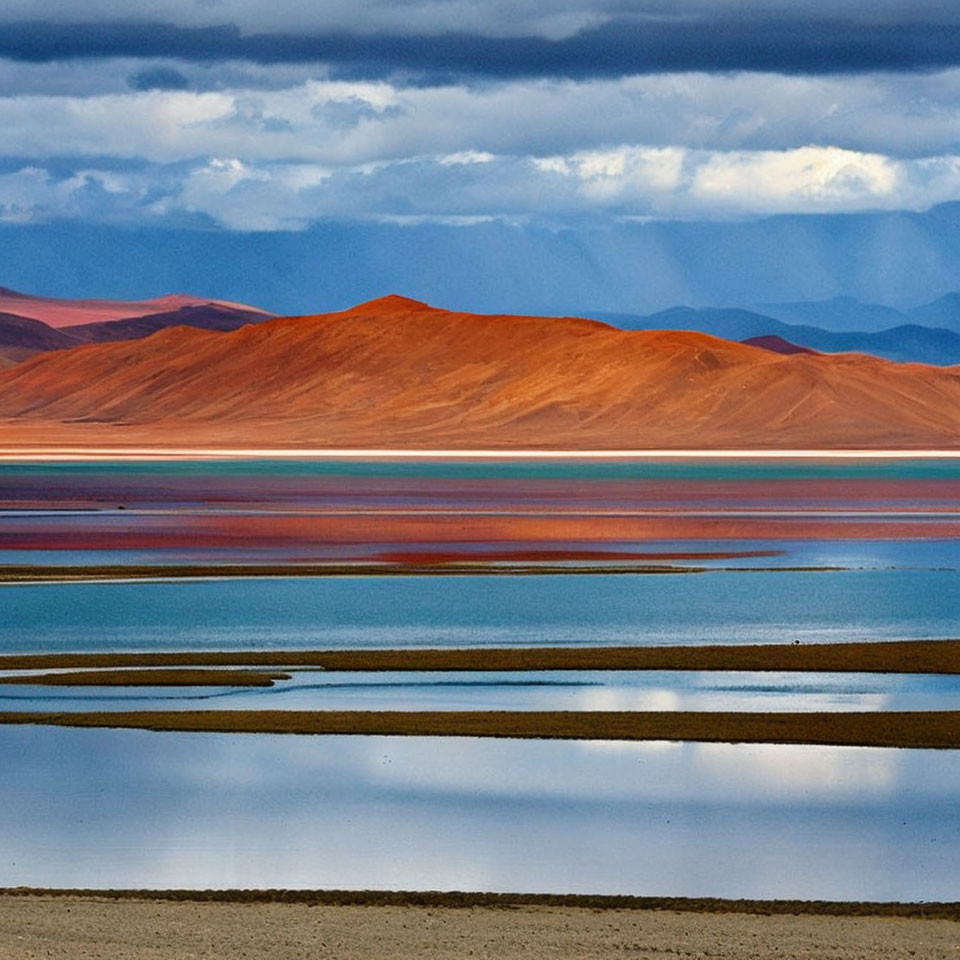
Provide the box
[0,563,706,582]
[2,709,959,748]
[1,888,958,919]
[1,669,290,687]
[0,639,958,674]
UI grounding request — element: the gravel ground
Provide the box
[1,895,958,960]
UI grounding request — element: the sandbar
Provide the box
[0,639,957,675]
[2,708,959,748]
[2,668,290,687]
[0,562,711,582]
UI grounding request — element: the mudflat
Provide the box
[0,894,957,960]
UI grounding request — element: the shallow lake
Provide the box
[1,726,958,899]
[1,456,958,565]
[3,669,960,713]
[1,458,957,653]
[0,561,958,653]
[1,458,958,898]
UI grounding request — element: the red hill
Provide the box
[0,295,958,449]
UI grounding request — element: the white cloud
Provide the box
[0,165,156,224]
[534,144,960,216]
[188,157,268,192]
[691,146,900,213]
[544,146,686,203]
[438,151,496,165]
[7,142,960,230]
[6,68,960,171]
[4,65,960,228]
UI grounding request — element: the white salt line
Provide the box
[0,447,959,461]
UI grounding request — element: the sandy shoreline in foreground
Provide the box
[0,893,957,960]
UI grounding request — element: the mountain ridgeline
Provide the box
[4,286,960,369]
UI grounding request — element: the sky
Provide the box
[2,1,960,309]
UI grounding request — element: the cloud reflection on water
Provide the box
[2,726,958,898]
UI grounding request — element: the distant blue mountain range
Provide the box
[9,203,960,319]
[7,198,960,363]
[592,295,960,365]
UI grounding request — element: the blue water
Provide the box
[4,456,960,480]
[0,564,957,653]
[3,669,959,713]
[1,458,957,896]
[2,457,957,651]
[1,726,958,898]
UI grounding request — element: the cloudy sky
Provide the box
[3,0,960,233]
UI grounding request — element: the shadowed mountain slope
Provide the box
[0,311,79,366]
[0,286,273,329]
[0,291,274,367]
[65,304,273,344]
[741,336,818,356]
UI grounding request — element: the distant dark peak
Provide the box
[164,304,236,316]
[0,311,77,350]
[64,303,272,344]
[742,335,818,356]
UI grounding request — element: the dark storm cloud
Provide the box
[4,18,960,78]
[127,66,190,91]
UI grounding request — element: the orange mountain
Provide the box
[0,294,958,449]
